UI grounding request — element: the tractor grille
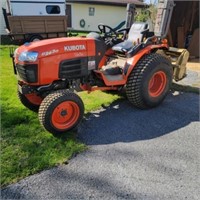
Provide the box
[16,64,38,83]
[59,58,88,79]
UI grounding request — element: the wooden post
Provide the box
[189,1,196,32]
[167,28,173,47]
[177,27,185,48]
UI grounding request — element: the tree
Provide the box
[135,2,158,30]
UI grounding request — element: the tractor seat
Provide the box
[112,22,149,53]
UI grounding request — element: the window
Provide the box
[89,7,95,16]
[46,5,60,14]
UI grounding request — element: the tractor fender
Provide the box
[125,44,168,77]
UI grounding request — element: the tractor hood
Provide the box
[15,37,96,61]
[13,36,107,85]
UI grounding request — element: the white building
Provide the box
[0,0,146,35]
[0,0,7,35]
[66,0,146,31]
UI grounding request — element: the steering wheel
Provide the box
[98,23,118,39]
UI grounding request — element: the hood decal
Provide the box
[64,45,86,51]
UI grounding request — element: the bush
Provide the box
[0,35,13,45]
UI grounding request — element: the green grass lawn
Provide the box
[0,46,121,187]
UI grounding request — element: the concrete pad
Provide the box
[187,59,200,72]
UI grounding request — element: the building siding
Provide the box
[0,0,7,35]
[71,3,127,31]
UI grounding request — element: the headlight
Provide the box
[18,51,38,62]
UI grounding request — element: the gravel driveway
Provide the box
[1,91,199,200]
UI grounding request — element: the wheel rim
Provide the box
[51,101,80,130]
[148,71,167,97]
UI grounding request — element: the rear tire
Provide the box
[18,91,42,112]
[126,53,173,109]
[38,90,84,134]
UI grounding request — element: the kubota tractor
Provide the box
[11,3,189,134]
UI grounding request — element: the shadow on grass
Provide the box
[1,103,85,187]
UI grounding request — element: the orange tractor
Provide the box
[11,3,188,134]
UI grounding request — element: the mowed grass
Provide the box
[0,46,120,187]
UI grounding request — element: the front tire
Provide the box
[126,53,173,109]
[38,90,84,134]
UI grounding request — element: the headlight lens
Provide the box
[18,51,38,62]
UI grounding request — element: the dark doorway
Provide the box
[66,4,72,27]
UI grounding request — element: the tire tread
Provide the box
[126,53,172,109]
[38,90,84,134]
